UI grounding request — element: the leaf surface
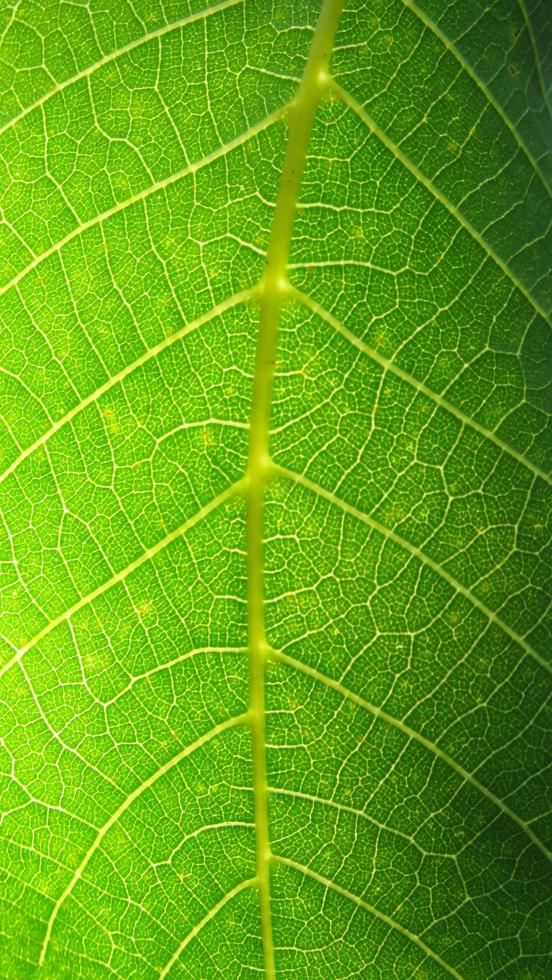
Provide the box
[0,0,551,977]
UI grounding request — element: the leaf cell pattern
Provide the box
[0,0,551,977]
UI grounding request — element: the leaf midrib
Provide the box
[244,1,344,974]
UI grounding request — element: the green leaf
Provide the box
[0,0,550,976]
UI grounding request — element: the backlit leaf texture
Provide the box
[0,0,551,976]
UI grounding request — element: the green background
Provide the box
[0,0,550,976]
